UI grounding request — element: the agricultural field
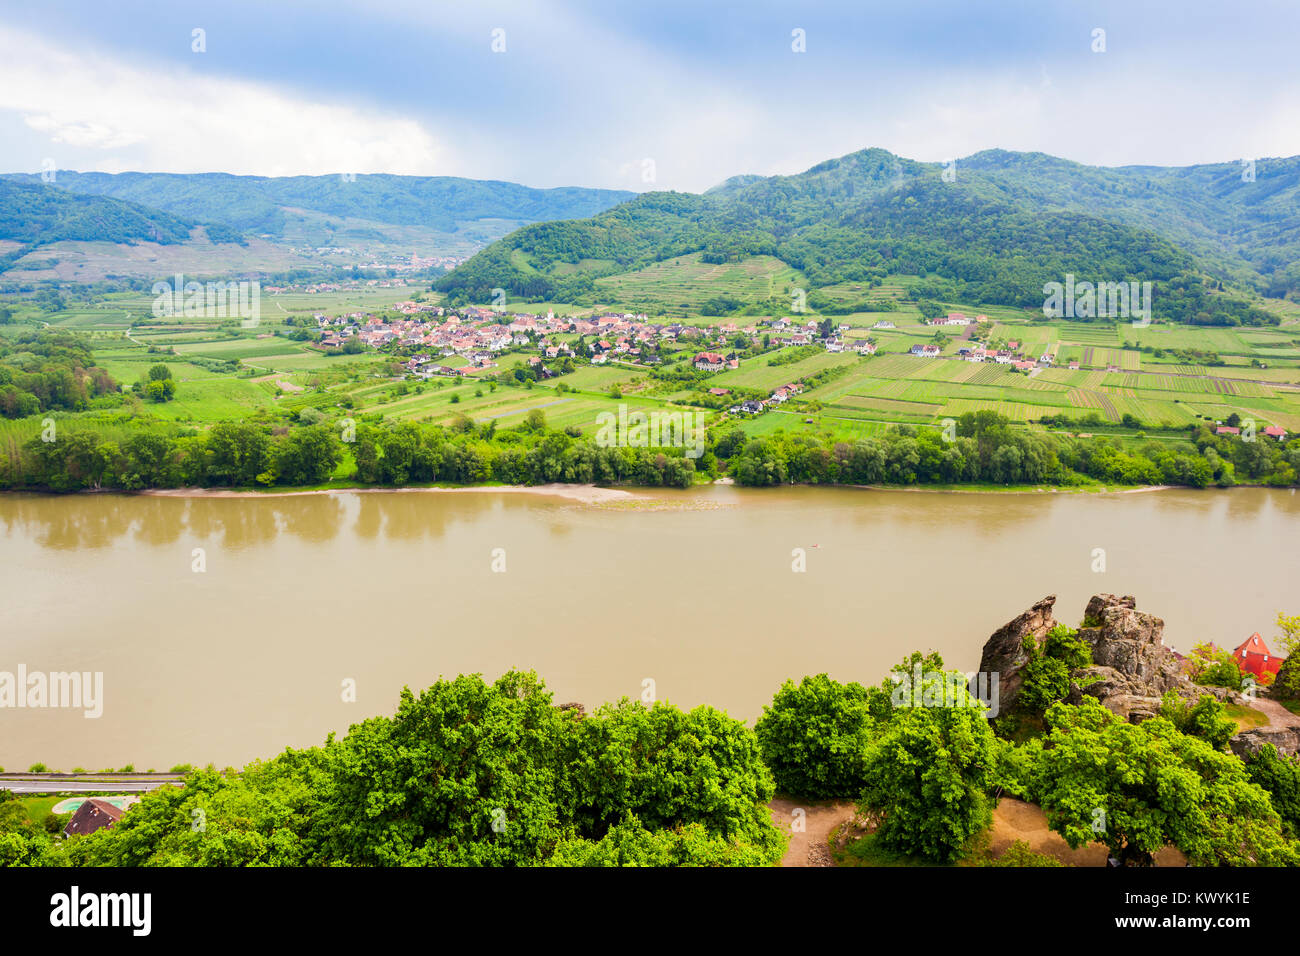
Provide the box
[592,253,806,317]
[5,276,1300,453]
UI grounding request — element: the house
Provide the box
[1264,425,1287,440]
[63,798,125,838]
[1232,633,1285,681]
[708,387,731,396]
[1068,360,1080,370]
[909,344,941,358]
[693,352,725,372]
[1216,425,1241,436]
[873,320,895,330]
[856,342,877,355]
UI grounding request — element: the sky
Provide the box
[1,0,1298,193]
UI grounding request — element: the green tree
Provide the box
[860,657,998,863]
[1032,697,1294,866]
[205,423,272,486]
[1157,690,1238,751]
[754,674,875,797]
[275,424,343,485]
[1244,745,1300,839]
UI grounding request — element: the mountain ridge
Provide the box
[435,146,1300,320]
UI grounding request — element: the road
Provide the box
[0,773,186,794]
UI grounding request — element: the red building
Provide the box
[1232,633,1285,680]
[62,798,125,838]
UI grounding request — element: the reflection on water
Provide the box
[1,486,1297,769]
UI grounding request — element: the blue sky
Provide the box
[1,0,1297,192]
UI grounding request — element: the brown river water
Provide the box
[1,485,1297,769]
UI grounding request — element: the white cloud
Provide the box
[0,24,447,176]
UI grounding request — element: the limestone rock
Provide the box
[977,595,1058,714]
[979,592,1198,720]
[1230,726,1300,759]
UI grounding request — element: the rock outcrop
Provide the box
[1067,594,1194,721]
[978,593,1197,721]
[976,595,1059,714]
[1230,726,1300,760]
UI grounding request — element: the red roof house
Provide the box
[62,798,125,838]
[1232,633,1285,680]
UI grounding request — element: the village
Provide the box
[292,301,1090,419]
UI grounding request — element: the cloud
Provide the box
[0,24,447,176]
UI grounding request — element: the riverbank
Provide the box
[136,482,644,505]
[847,482,1176,495]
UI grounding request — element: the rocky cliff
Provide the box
[979,593,1300,757]
[979,593,1195,722]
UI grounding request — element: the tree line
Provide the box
[719,413,1300,488]
[4,649,1298,867]
[1,414,698,492]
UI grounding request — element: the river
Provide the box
[1,485,1297,768]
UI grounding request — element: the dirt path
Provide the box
[1252,696,1300,732]
[768,797,856,867]
[766,796,1188,867]
[991,798,1186,866]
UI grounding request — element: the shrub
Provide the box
[1158,691,1238,751]
[1188,641,1244,689]
[861,660,998,863]
[754,674,875,798]
[1273,656,1300,702]
[1244,745,1300,838]
[982,839,1065,867]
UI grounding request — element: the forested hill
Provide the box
[435,147,1300,320]
[0,179,194,247]
[954,150,1300,297]
[1,171,636,238]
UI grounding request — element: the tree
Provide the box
[1244,745,1300,839]
[754,674,875,798]
[318,671,575,866]
[144,378,176,402]
[1157,690,1237,751]
[275,425,343,485]
[1031,697,1295,866]
[860,657,998,863]
[1275,612,1300,657]
[1017,625,1091,713]
[122,432,177,488]
[566,700,781,857]
[205,423,272,486]
[1187,641,1244,689]
[1273,655,1300,702]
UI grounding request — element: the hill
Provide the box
[1,171,635,240]
[0,179,194,248]
[435,148,1299,324]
